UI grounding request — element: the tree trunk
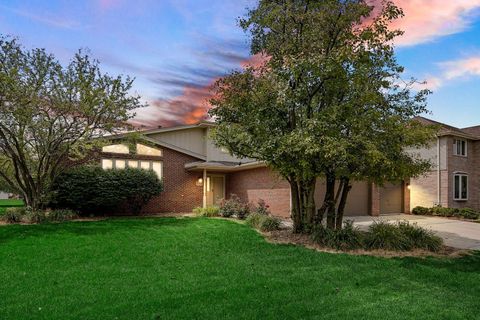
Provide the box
[289,178,303,233]
[325,171,336,229]
[304,178,317,230]
[335,177,352,230]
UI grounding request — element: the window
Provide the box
[136,144,162,156]
[454,173,468,201]
[102,144,129,154]
[101,158,163,179]
[453,139,467,156]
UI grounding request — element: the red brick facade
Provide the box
[100,146,203,214]
[141,148,203,214]
[226,167,291,218]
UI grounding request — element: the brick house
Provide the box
[99,117,480,218]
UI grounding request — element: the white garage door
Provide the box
[380,182,404,214]
[314,180,369,216]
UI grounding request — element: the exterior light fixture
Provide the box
[406,183,411,190]
[196,178,203,186]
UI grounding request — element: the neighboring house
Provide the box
[409,117,480,211]
[0,192,8,200]
[98,117,480,218]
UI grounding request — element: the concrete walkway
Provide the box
[350,214,480,250]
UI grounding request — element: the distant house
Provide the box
[97,117,479,217]
[0,192,8,200]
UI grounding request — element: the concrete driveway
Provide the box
[351,214,480,250]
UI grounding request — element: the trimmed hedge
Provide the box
[50,166,163,215]
[412,206,479,220]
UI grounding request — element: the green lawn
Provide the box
[0,218,479,319]
[0,199,24,215]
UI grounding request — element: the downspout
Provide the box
[437,137,441,205]
[202,169,207,208]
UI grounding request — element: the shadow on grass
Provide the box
[395,251,480,273]
[0,217,198,244]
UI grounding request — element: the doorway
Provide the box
[206,175,225,206]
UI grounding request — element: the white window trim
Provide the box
[453,173,468,201]
[453,138,467,157]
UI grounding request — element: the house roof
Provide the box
[137,121,215,136]
[414,116,480,140]
[184,161,265,172]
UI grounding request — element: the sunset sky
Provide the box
[1,0,480,128]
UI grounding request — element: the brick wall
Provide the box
[226,167,291,218]
[447,137,480,210]
[99,147,203,214]
[141,147,203,214]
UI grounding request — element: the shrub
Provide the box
[2,207,25,223]
[50,166,163,215]
[25,210,47,224]
[219,194,250,219]
[411,205,479,220]
[47,209,78,222]
[246,212,281,232]
[193,206,220,217]
[254,199,271,216]
[365,221,443,252]
[365,221,412,251]
[412,206,430,215]
[311,221,364,250]
[456,208,479,220]
[396,221,443,252]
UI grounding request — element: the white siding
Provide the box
[0,192,8,200]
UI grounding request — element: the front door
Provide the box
[206,175,225,206]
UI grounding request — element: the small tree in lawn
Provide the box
[210,0,434,232]
[0,35,144,210]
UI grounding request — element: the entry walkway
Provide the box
[351,214,480,250]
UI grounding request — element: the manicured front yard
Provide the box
[0,199,24,215]
[0,218,479,319]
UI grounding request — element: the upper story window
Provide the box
[136,143,162,156]
[453,173,468,201]
[102,144,129,154]
[453,139,467,156]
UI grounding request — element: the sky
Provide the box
[1,0,480,129]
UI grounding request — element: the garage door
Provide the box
[380,182,403,214]
[315,180,369,216]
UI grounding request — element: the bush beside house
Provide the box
[412,206,480,220]
[50,166,163,216]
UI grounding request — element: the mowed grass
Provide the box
[0,199,24,215]
[0,218,479,320]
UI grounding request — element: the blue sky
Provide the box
[1,0,479,128]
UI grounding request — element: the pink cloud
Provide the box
[441,56,480,80]
[385,0,480,46]
[413,56,480,90]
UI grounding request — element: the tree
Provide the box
[0,36,144,209]
[210,0,434,232]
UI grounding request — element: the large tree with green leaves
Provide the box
[0,36,144,209]
[210,0,434,232]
